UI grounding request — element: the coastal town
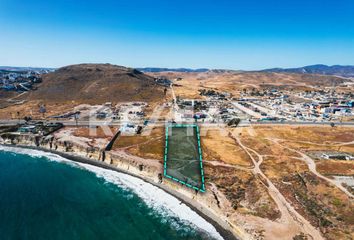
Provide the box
[2,0,354,239]
[0,64,353,240]
[0,68,53,92]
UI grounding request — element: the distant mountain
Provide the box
[137,67,210,73]
[262,64,354,78]
[3,64,354,77]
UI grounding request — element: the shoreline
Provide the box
[1,144,239,240]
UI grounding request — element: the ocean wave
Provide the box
[0,145,223,240]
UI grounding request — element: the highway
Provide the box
[243,120,354,126]
[1,119,354,127]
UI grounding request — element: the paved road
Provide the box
[248,121,354,126]
[231,102,261,118]
[1,119,354,127]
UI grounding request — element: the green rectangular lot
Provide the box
[164,124,205,192]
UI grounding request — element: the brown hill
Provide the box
[147,71,348,98]
[29,64,164,104]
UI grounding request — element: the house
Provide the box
[18,125,37,133]
[96,112,107,119]
[321,153,354,161]
[155,77,172,86]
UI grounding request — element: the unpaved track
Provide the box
[230,130,324,240]
[204,160,252,171]
[269,138,354,199]
[117,136,163,150]
[170,84,179,111]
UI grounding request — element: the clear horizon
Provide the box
[1,63,354,72]
[1,0,353,70]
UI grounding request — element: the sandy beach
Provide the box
[0,143,239,240]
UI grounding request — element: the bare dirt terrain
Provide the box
[234,125,354,240]
[147,71,347,99]
[30,64,164,104]
[1,66,353,240]
[0,64,165,118]
[104,124,353,240]
[112,126,165,160]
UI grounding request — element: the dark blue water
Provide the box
[0,148,219,240]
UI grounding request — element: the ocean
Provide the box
[0,146,222,240]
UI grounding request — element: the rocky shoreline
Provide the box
[1,143,240,240]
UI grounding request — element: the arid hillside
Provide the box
[29,64,164,104]
[147,71,348,98]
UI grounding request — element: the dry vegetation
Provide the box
[147,71,346,99]
[112,127,164,160]
[72,126,118,139]
[204,165,281,220]
[260,156,308,178]
[0,64,165,118]
[253,125,354,143]
[238,125,354,239]
[30,64,164,104]
[0,101,77,119]
[317,160,354,176]
[201,129,253,167]
[108,123,353,239]
[275,172,353,240]
[1,66,353,239]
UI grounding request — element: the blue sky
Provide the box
[0,0,353,70]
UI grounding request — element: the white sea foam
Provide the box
[0,145,223,240]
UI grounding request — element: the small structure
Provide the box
[321,153,354,161]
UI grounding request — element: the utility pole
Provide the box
[17,111,20,124]
[39,104,46,120]
[74,112,79,127]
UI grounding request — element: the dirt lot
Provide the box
[0,101,77,119]
[237,125,354,240]
[73,126,118,139]
[147,71,347,99]
[204,164,281,221]
[107,124,354,239]
[253,125,354,143]
[35,122,354,240]
[112,127,164,160]
[316,160,354,176]
[201,129,253,167]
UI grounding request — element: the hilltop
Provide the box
[28,64,164,104]
[137,67,210,73]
